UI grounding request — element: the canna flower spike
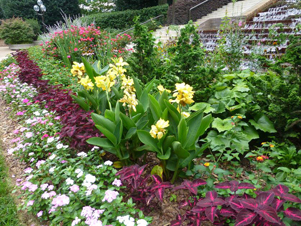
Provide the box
[150,118,169,139]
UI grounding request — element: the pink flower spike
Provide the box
[74,48,78,51]
[67,55,71,58]
[22,99,29,103]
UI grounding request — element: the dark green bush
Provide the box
[25,19,41,40]
[82,4,168,30]
[0,17,35,44]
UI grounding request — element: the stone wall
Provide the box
[167,0,243,25]
[0,40,7,47]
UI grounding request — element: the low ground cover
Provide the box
[0,7,301,225]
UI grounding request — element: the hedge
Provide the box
[82,4,168,30]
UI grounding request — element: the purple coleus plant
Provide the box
[170,181,301,226]
[116,165,173,206]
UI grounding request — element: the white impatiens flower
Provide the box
[137,219,148,226]
[75,169,84,178]
[104,160,113,166]
[47,137,55,143]
[49,154,56,160]
[33,111,40,116]
[49,167,56,173]
[56,143,63,149]
[77,152,87,157]
[66,178,74,185]
[83,174,96,187]
[117,215,135,226]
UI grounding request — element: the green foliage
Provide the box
[0,55,17,71]
[115,0,158,11]
[0,17,35,44]
[167,21,219,102]
[82,4,168,30]
[247,70,301,138]
[0,149,20,225]
[127,18,163,84]
[25,19,41,40]
[0,0,80,26]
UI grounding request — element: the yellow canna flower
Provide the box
[157,85,171,94]
[95,76,115,92]
[181,112,190,118]
[119,91,138,112]
[237,116,243,119]
[204,162,210,167]
[269,144,275,148]
[121,76,135,92]
[71,62,85,78]
[171,83,194,107]
[149,118,169,139]
[79,76,94,91]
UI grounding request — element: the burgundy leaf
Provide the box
[191,205,206,213]
[138,165,147,176]
[146,194,155,205]
[179,200,189,208]
[197,198,212,208]
[219,207,236,217]
[238,183,255,190]
[256,206,280,223]
[215,181,231,190]
[205,206,217,223]
[152,175,162,184]
[230,199,245,212]
[182,180,198,195]
[271,199,285,211]
[282,193,301,203]
[256,192,275,207]
[230,180,239,192]
[206,191,218,201]
[192,179,207,187]
[225,195,237,205]
[150,182,172,191]
[273,184,289,196]
[239,199,258,210]
[212,198,225,206]
[170,220,181,226]
[235,209,257,226]
[284,207,301,221]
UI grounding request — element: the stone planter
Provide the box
[8,43,34,50]
[33,40,43,46]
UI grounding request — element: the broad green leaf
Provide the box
[104,110,115,122]
[114,101,121,123]
[133,76,142,98]
[249,114,277,133]
[136,115,149,129]
[212,117,233,132]
[158,90,169,110]
[157,148,171,160]
[87,137,115,152]
[119,112,135,130]
[189,102,215,113]
[137,130,158,152]
[172,141,189,159]
[91,113,115,133]
[178,118,187,145]
[140,78,155,110]
[78,90,97,109]
[164,100,180,124]
[243,126,259,141]
[277,167,291,173]
[114,120,123,144]
[125,127,137,139]
[111,86,123,100]
[149,94,162,121]
[96,125,117,146]
[180,143,209,167]
[82,57,96,82]
[163,135,176,151]
[71,95,90,111]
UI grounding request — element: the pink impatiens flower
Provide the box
[70,184,80,193]
[102,190,119,203]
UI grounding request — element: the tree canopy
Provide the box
[0,0,80,26]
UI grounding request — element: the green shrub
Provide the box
[0,17,35,44]
[25,19,41,41]
[82,4,168,30]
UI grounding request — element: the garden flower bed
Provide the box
[0,9,301,225]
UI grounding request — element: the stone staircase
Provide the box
[199,0,301,57]
[154,0,276,43]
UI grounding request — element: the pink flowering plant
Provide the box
[43,24,132,67]
[1,62,151,225]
